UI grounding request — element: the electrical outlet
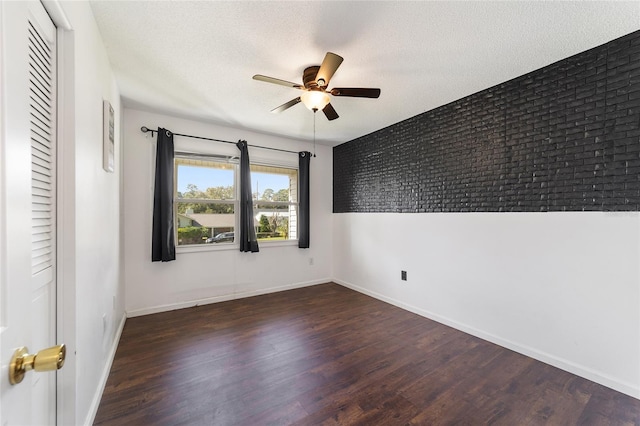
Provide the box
[112,295,116,310]
[309,257,314,265]
[401,270,407,281]
[102,314,107,335]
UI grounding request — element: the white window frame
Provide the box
[251,161,299,243]
[174,153,238,251]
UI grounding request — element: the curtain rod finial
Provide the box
[141,126,157,137]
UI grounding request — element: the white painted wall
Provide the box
[333,212,640,398]
[56,2,125,424]
[123,108,333,316]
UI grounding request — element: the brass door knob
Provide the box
[9,344,66,385]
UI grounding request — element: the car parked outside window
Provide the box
[206,232,234,244]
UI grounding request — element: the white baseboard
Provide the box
[84,312,127,426]
[126,278,330,318]
[333,278,640,400]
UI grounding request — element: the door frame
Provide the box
[40,1,74,424]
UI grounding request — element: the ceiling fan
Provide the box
[253,52,381,121]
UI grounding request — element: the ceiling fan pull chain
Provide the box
[313,110,317,157]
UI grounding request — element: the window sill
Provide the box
[176,239,298,254]
[256,239,299,248]
[177,244,237,254]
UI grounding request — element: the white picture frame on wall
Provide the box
[103,100,115,172]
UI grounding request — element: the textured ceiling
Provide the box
[89,1,639,147]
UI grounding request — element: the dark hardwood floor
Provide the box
[94,283,640,425]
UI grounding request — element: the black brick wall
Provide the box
[333,31,640,213]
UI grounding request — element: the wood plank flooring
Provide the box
[94,283,640,425]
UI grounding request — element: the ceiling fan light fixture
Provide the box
[254,52,379,120]
[300,90,330,111]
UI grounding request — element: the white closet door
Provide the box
[0,1,59,424]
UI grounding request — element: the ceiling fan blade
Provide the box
[271,97,301,113]
[322,103,339,121]
[315,52,343,87]
[253,75,303,89]
[330,88,381,98]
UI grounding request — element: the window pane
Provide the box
[255,208,289,241]
[250,165,297,203]
[176,202,235,246]
[176,159,234,200]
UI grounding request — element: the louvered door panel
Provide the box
[28,19,55,277]
[1,2,58,424]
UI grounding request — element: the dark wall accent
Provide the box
[334,31,640,213]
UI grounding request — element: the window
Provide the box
[252,164,298,242]
[175,156,236,246]
[174,154,298,247]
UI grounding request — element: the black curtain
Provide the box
[298,151,311,248]
[152,128,176,262]
[236,140,259,253]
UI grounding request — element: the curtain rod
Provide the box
[140,126,300,155]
